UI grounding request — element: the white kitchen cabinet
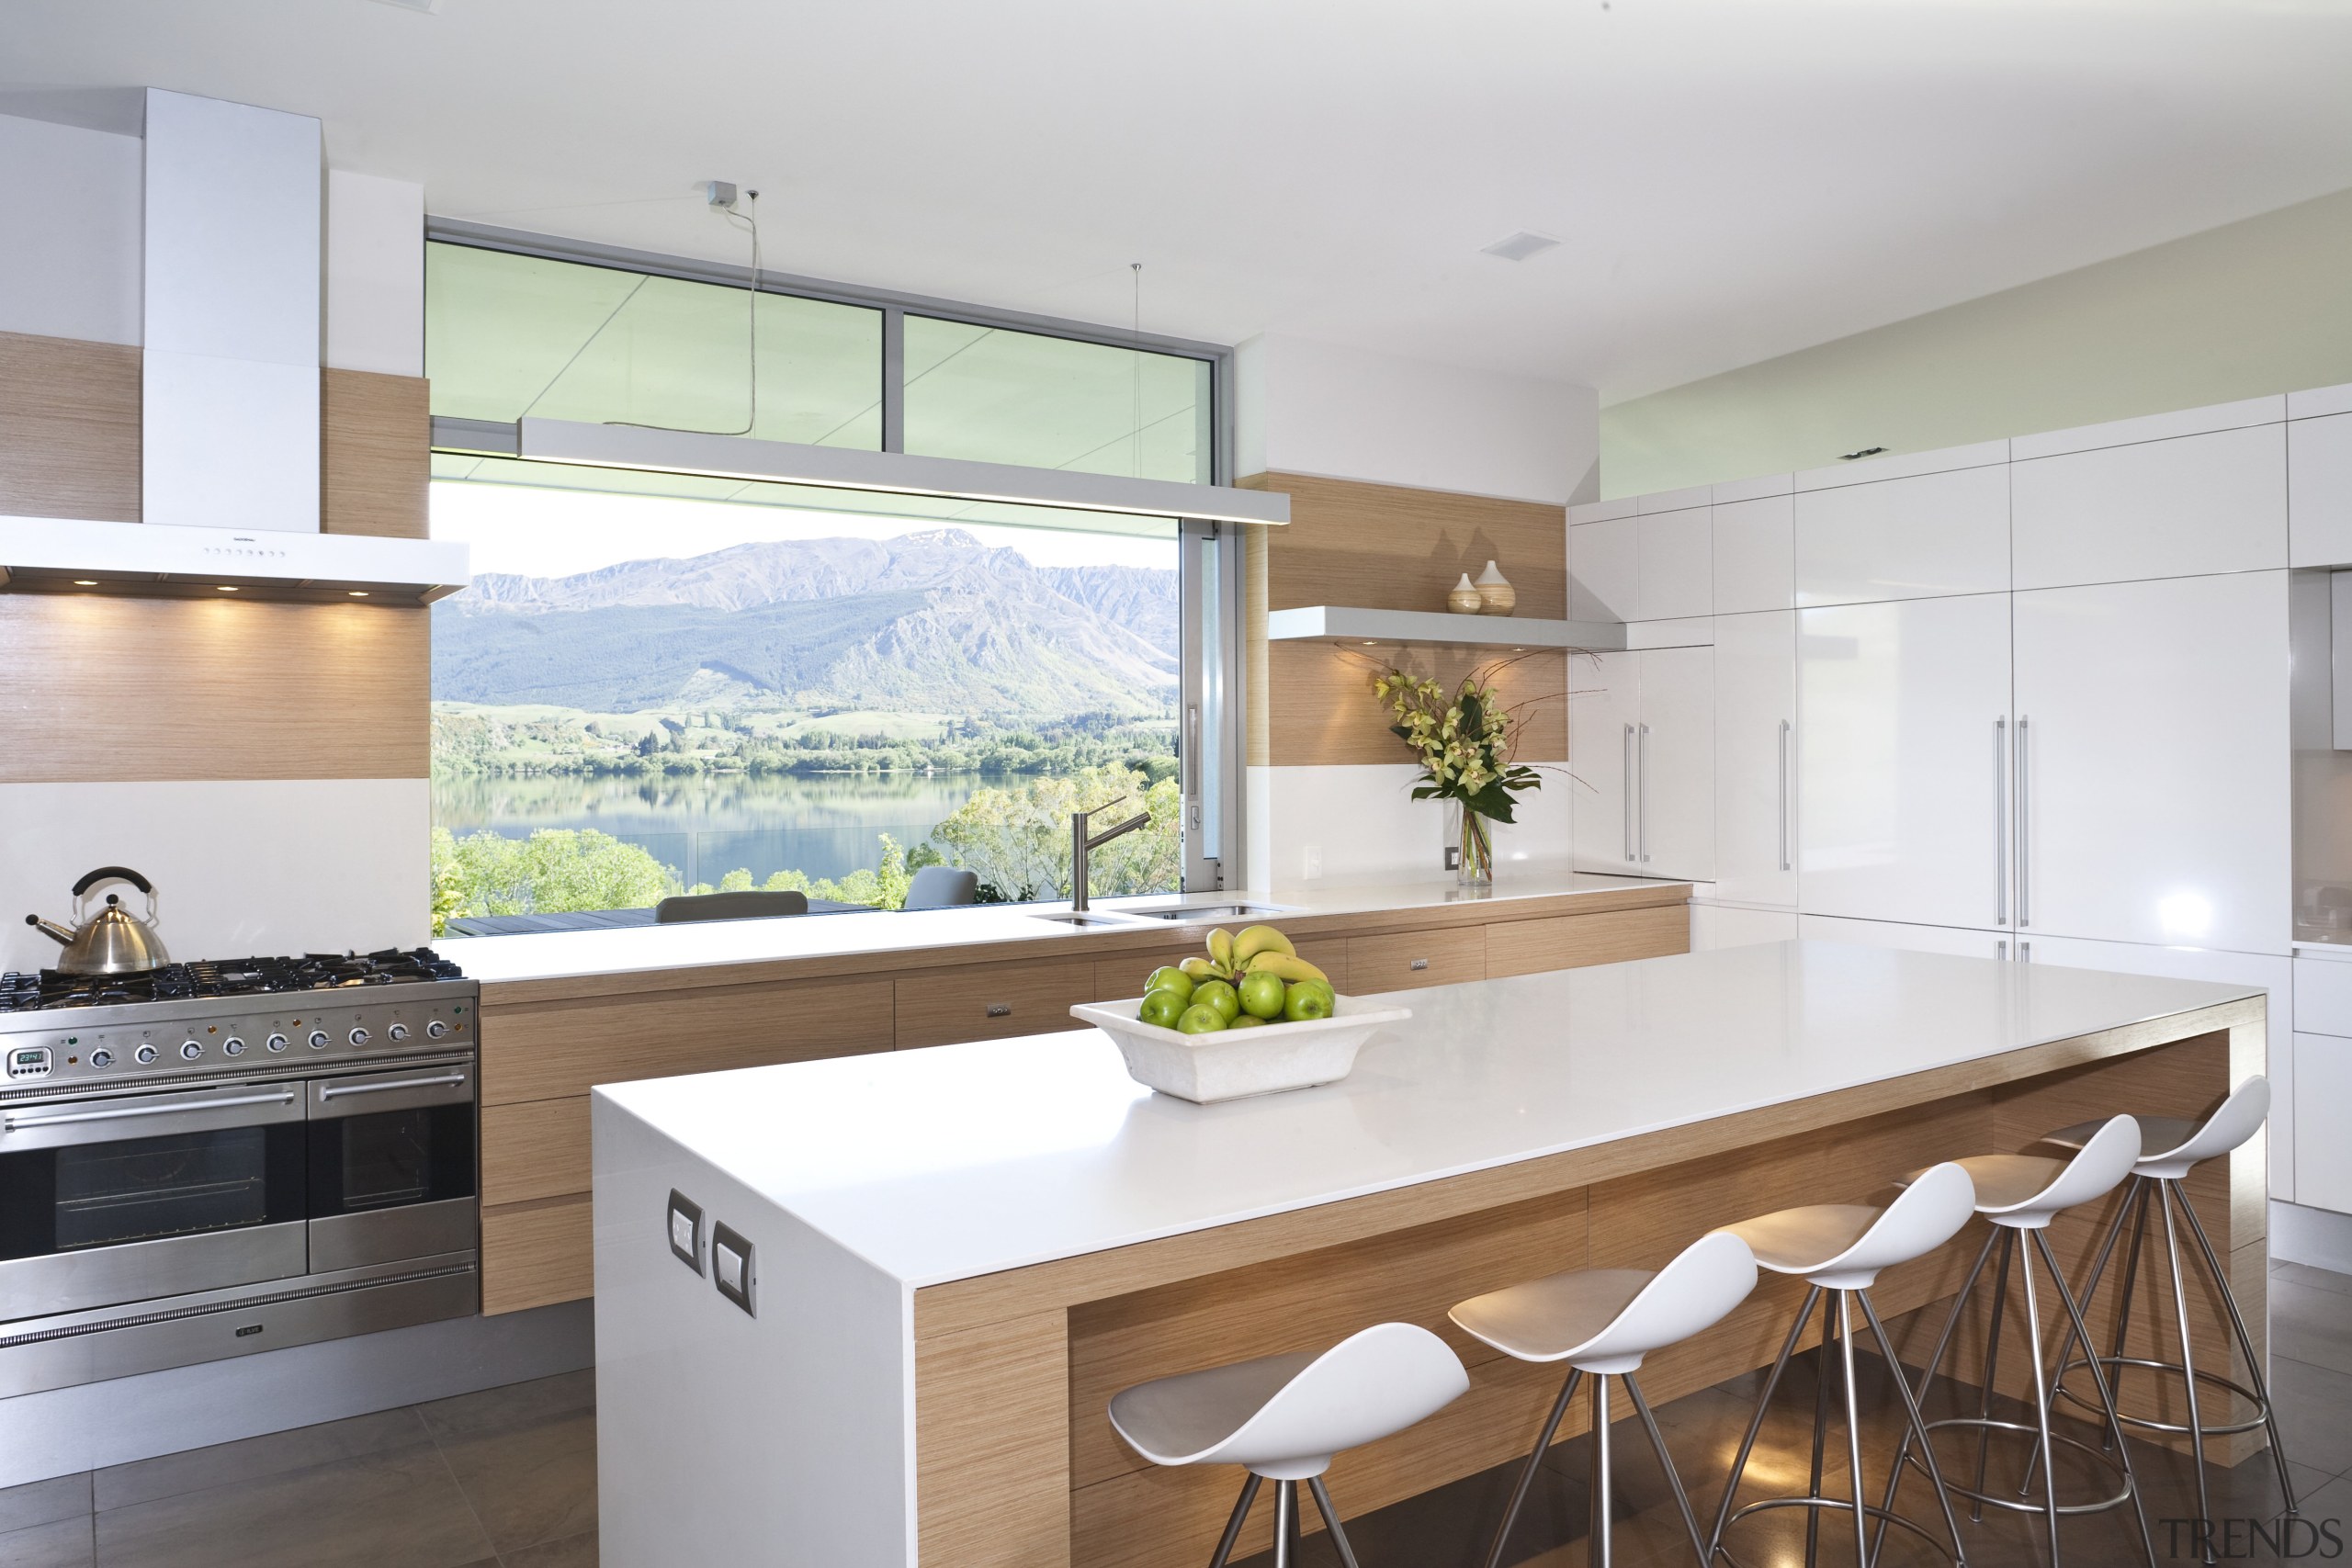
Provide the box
[1798,592,2012,930]
[1637,506,1713,621]
[2290,412,2352,569]
[1797,913,2014,961]
[1713,610,1795,907]
[1569,648,1713,881]
[1794,463,2010,607]
[1569,518,1639,622]
[2296,1032,2352,1212]
[2012,572,2290,954]
[2011,423,2287,590]
[1713,495,1794,615]
[2024,933,2291,1197]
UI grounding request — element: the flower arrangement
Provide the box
[1371,661,1546,886]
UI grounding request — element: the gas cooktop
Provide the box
[0,948,466,1014]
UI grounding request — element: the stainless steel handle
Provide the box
[4,1089,297,1130]
[985,1003,1012,1018]
[1408,957,1430,971]
[1622,724,1635,862]
[1183,704,1202,831]
[316,1072,467,1101]
[1637,723,1652,863]
[2019,940,2031,963]
[1777,718,1792,873]
[1993,717,2007,926]
[2015,716,2030,928]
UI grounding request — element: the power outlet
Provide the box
[1302,843,1322,879]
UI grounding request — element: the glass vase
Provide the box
[1448,800,1494,888]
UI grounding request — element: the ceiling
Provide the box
[6,0,2352,401]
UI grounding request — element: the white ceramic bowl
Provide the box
[1070,993,1413,1104]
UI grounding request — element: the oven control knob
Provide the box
[135,1043,158,1065]
[179,1041,203,1060]
[348,1026,371,1047]
[386,1023,410,1042]
[425,1020,449,1040]
[89,1048,114,1069]
[308,1030,330,1050]
[223,1037,246,1056]
[266,1033,288,1053]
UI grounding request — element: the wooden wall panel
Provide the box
[322,368,429,537]
[895,957,1097,1049]
[1267,640,1568,767]
[481,1193,591,1315]
[1485,905,1688,978]
[0,595,428,783]
[1346,923,1487,993]
[0,331,141,522]
[916,1309,1073,1568]
[481,1096,592,1206]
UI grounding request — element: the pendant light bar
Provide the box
[502,418,1290,525]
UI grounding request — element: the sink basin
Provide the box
[1120,902,1297,922]
[1028,910,1148,927]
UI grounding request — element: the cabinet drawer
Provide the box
[481,1193,591,1315]
[482,1096,591,1206]
[483,976,894,1105]
[897,957,1097,1049]
[1486,906,1689,978]
[1346,926,1485,994]
[2295,957,2352,1038]
[2296,1032,2352,1213]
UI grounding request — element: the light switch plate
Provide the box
[666,1190,704,1275]
[712,1221,755,1316]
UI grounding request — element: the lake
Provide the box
[432,771,986,888]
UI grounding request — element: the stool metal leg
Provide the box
[2173,1178,2300,1514]
[2018,1234,2065,1567]
[1592,1373,1615,1568]
[1874,1227,2002,1563]
[1307,1477,1363,1568]
[2031,1228,2159,1568]
[2157,1181,2216,1563]
[1971,1230,2018,1521]
[2032,1176,2144,1471]
[1857,1289,1970,1567]
[1807,1297,1837,1565]
[1483,1366,1583,1568]
[1206,1473,1262,1568]
[2104,1181,2154,1454]
[1711,1285,1823,1559]
[1272,1478,1301,1568]
[1624,1372,1710,1568]
[1838,1293,1871,1568]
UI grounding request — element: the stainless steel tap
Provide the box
[1069,796,1152,914]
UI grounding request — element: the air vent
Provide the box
[1480,231,1562,263]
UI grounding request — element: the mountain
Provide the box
[435,530,1180,717]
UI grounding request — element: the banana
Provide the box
[1205,927,1236,968]
[1242,952,1329,986]
[1178,955,1221,982]
[1232,924,1295,964]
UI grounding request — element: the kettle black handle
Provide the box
[73,866,153,898]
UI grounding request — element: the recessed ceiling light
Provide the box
[215,584,239,592]
[347,591,371,598]
[1480,231,1562,263]
[72,580,97,586]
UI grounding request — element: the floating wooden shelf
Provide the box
[1263,604,1626,651]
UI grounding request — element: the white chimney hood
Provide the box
[0,515,469,605]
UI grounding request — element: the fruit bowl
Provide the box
[1071,993,1413,1104]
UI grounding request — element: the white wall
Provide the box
[0,112,142,344]
[1237,333,1600,505]
[1247,764,1573,888]
[326,167,425,376]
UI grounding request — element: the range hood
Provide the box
[0,515,469,605]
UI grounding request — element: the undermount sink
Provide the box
[1120,902,1297,922]
[1028,910,1147,927]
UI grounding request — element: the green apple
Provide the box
[1283,983,1335,1021]
[1144,966,1195,1004]
[1229,1013,1269,1028]
[1192,978,1242,1023]
[1238,970,1287,1020]
[1176,1003,1230,1034]
[1137,988,1189,1029]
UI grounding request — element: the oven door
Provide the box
[306,1061,477,1272]
[0,1083,311,1324]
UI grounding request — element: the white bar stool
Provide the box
[1107,1321,1469,1567]
[1707,1161,1981,1568]
[1880,1115,2158,1568]
[1449,1230,1758,1568]
[2033,1077,2293,1563]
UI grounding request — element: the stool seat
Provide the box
[2044,1115,2198,1156]
[1110,1348,1321,1465]
[1719,1202,1880,1273]
[1448,1267,1651,1363]
[1918,1153,2069,1211]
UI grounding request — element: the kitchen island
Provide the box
[590,941,2267,1568]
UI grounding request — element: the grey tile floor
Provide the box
[0,1259,2345,1568]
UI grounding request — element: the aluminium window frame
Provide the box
[424,219,1247,892]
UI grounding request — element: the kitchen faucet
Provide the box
[1069,795,1152,914]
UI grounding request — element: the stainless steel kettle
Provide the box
[26,866,171,976]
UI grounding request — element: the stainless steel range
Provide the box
[0,950,480,1396]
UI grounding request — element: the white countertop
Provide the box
[596,941,2256,1288]
[440,868,1687,986]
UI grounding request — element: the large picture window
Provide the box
[424,239,1232,935]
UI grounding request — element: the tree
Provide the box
[925,765,1180,901]
[429,826,676,932]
